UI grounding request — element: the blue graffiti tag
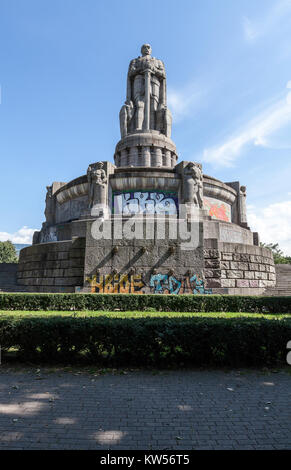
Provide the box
[190,275,212,295]
[150,273,212,295]
[150,274,182,294]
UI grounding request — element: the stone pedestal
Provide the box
[114,131,178,169]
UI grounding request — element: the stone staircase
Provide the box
[0,263,27,292]
[264,264,291,296]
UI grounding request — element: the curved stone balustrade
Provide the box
[203,176,237,205]
[56,181,88,205]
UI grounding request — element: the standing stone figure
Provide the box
[87,162,108,209]
[44,185,55,225]
[239,185,248,226]
[119,100,134,138]
[119,44,172,137]
[184,163,204,208]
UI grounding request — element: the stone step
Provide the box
[0,287,27,292]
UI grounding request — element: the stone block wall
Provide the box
[0,263,20,292]
[204,241,276,294]
[82,218,206,294]
[17,238,85,292]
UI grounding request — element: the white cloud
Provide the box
[167,82,207,122]
[243,0,291,43]
[248,200,291,256]
[0,226,36,244]
[202,84,291,167]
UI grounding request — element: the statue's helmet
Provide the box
[141,44,152,56]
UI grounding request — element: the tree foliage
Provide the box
[260,242,291,264]
[0,241,18,263]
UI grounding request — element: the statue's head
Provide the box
[141,44,152,56]
[97,162,104,169]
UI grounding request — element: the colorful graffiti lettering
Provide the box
[113,191,178,216]
[86,274,145,294]
[86,273,212,295]
[203,197,231,223]
[150,274,182,295]
[150,273,212,295]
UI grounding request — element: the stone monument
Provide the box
[17,45,276,295]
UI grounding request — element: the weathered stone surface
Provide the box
[230,261,248,271]
[249,280,259,288]
[204,259,220,269]
[258,280,274,288]
[233,253,250,262]
[204,269,221,278]
[236,279,250,288]
[254,271,268,280]
[221,253,233,261]
[204,279,221,288]
[244,271,255,279]
[226,270,244,279]
[249,263,259,271]
[204,249,219,259]
[221,278,236,288]
[220,261,230,269]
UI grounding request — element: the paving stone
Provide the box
[0,368,290,450]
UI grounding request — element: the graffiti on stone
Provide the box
[113,191,178,216]
[149,274,182,294]
[203,197,231,223]
[86,272,212,295]
[150,273,212,295]
[86,274,145,294]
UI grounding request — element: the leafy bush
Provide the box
[0,293,291,313]
[0,314,290,366]
[0,241,18,263]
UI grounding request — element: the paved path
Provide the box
[0,367,290,450]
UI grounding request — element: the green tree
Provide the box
[260,242,291,264]
[0,241,18,263]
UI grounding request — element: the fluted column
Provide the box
[141,146,151,166]
[171,153,176,168]
[120,149,128,167]
[152,147,162,167]
[164,150,171,167]
[129,146,138,167]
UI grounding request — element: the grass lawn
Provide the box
[0,310,290,320]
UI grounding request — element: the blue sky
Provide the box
[0,0,291,254]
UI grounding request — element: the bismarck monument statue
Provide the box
[18,45,276,294]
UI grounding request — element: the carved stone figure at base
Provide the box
[44,185,55,225]
[87,162,108,209]
[184,162,203,208]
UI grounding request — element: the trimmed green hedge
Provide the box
[0,315,290,366]
[0,293,291,313]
